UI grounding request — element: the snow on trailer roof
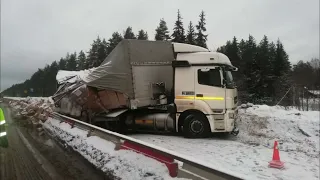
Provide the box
[56,68,95,83]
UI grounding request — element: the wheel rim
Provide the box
[190,118,204,134]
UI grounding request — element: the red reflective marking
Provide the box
[120,141,178,177]
[63,118,74,127]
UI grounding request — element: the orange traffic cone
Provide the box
[269,141,284,169]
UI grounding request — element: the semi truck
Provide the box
[52,39,239,138]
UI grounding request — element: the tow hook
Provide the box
[231,127,239,136]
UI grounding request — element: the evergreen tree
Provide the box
[217,37,245,90]
[77,50,86,70]
[309,58,320,88]
[292,61,315,87]
[45,61,59,95]
[155,18,170,41]
[217,39,240,68]
[171,9,186,43]
[124,26,136,39]
[84,56,90,70]
[195,10,208,48]
[268,42,277,75]
[87,37,100,68]
[66,52,77,71]
[268,42,278,100]
[310,58,320,69]
[137,29,148,40]
[107,32,123,53]
[242,35,258,100]
[49,61,59,77]
[274,39,291,76]
[58,57,67,70]
[86,36,108,68]
[186,21,196,45]
[97,38,108,65]
[255,35,275,102]
[229,37,241,69]
[229,37,244,89]
[238,39,246,60]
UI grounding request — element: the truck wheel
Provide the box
[183,113,210,138]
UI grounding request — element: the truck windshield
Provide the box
[224,70,236,89]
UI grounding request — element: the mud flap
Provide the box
[231,126,239,136]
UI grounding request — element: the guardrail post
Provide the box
[87,128,93,137]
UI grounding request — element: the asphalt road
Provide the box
[0,104,110,180]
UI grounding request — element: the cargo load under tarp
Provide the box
[81,39,175,108]
[53,40,175,117]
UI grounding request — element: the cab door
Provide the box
[194,67,226,114]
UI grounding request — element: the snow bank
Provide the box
[43,118,187,180]
[237,104,320,158]
[132,105,319,180]
[6,97,320,180]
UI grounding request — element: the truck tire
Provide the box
[183,113,210,138]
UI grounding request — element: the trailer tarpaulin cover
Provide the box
[56,68,96,84]
[81,40,174,98]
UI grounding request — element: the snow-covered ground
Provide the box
[5,97,320,180]
[132,105,320,180]
[43,118,186,180]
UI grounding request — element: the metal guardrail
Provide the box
[51,112,245,180]
[4,97,245,180]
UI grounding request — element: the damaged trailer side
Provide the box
[53,40,176,123]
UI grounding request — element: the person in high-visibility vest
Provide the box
[0,108,8,148]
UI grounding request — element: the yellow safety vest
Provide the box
[0,108,6,137]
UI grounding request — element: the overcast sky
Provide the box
[1,0,319,91]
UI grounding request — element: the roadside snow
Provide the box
[6,97,320,180]
[43,118,188,180]
[237,105,319,157]
[132,105,320,180]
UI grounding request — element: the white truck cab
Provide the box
[172,43,239,138]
